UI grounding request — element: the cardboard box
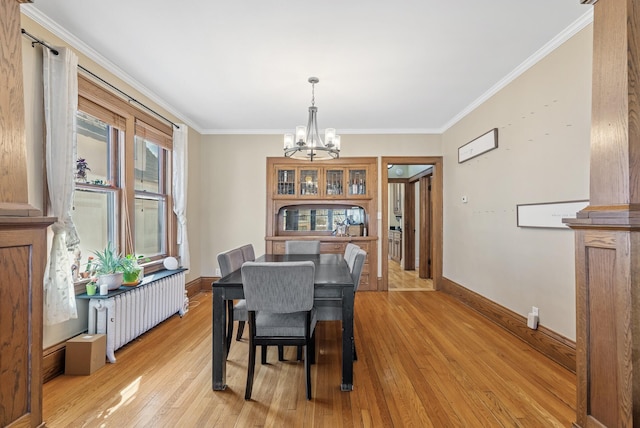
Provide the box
[65,334,106,375]
[348,224,363,236]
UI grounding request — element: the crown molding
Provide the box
[20,4,203,134]
[441,8,594,133]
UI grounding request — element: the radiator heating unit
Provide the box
[88,271,188,363]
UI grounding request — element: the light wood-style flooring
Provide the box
[388,259,434,291]
[43,290,575,427]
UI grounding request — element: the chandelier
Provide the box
[284,77,340,161]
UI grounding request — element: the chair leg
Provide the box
[236,321,245,341]
[353,340,358,361]
[245,342,256,400]
[296,346,303,361]
[261,345,268,364]
[309,331,316,365]
[278,345,285,361]
[304,344,312,400]
[226,301,234,358]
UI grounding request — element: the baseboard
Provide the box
[200,276,217,292]
[43,342,66,383]
[186,277,205,297]
[441,276,576,373]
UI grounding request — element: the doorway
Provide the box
[380,157,443,291]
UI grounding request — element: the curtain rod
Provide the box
[21,29,180,130]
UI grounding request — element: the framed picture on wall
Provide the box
[516,200,589,229]
[458,128,498,163]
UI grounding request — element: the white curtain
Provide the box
[173,124,190,270]
[43,47,80,325]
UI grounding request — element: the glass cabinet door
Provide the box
[348,168,367,196]
[276,168,296,195]
[325,168,345,196]
[299,168,319,196]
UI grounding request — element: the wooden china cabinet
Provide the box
[1,1,55,427]
[265,157,379,291]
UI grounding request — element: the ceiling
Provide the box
[23,1,591,135]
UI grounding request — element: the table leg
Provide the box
[341,288,354,391]
[212,287,227,390]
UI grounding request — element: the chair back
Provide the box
[285,240,321,254]
[217,248,245,277]
[344,243,360,270]
[240,244,256,262]
[350,249,367,292]
[241,261,315,313]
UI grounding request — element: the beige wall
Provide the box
[442,25,593,340]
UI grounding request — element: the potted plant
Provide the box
[121,254,143,284]
[92,243,125,291]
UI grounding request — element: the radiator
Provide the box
[88,270,188,363]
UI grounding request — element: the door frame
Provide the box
[380,156,443,291]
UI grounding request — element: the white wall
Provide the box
[442,25,592,340]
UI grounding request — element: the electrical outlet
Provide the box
[532,306,539,316]
[215,268,221,277]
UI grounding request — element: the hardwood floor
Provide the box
[43,290,576,427]
[388,259,434,291]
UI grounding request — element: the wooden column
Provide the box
[0,1,54,427]
[567,0,640,426]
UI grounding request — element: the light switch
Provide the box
[462,196,468,203]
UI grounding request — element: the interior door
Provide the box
[419,175,432,278]
[403,181,415,270]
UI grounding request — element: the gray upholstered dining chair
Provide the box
[239,244,255,264]
[344,243,360,270]
[217,247,247,357]
[241,261,317,400]
[285,240,321,254]
[233,244,255,341]
[349,249,366,361]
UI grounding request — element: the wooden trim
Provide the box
[441,276,576,373]
[43,342,66,383]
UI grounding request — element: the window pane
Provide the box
[76,111,111,184]
[134,136,161,193]
[135,197,165,257]
[71,189,116,271]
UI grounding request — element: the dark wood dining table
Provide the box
[212,253,355,391]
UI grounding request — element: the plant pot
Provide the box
[86,283,97,296]
[123,270,140,284]
[98,272,124,291]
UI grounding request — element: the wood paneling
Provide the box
[0,218,53,427]
[0,0,28,209]
[586,247,619,426]
[566,0,640,426]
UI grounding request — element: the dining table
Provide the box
[212,253,355,391]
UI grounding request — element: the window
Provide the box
[70,75,175,285]
[133,127,170,257]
